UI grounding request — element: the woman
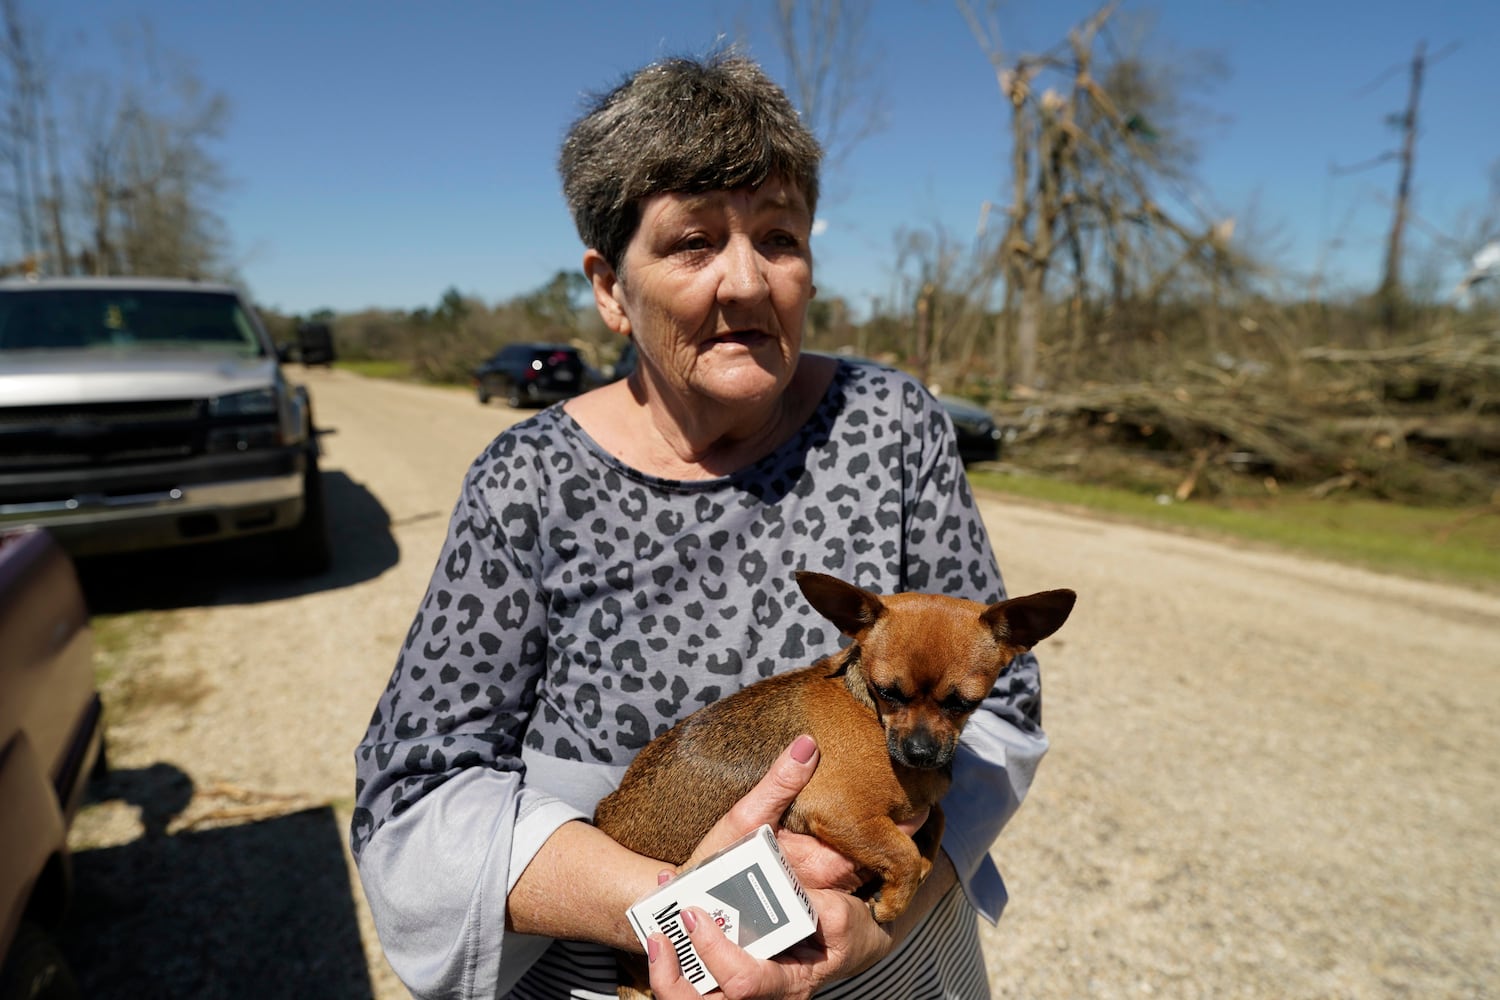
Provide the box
[352,52,1047,999]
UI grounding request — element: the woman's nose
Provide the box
[717,236,770,305]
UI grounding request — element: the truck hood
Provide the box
[0,351,280,406]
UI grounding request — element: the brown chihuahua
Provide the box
[593,570,1075,994]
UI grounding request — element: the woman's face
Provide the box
[588,177,814,412]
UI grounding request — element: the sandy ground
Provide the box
[62,366,1500,999]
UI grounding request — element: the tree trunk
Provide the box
[994,283,1013,387]
[1377,40,1425,337]
[1017,272,1045,389]
[43,109,68,272]
[914,282,933,386]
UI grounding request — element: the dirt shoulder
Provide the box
[64,368,1500,998]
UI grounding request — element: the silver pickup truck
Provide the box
[0,278,329,576]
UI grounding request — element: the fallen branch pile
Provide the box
[989,332,1500,505]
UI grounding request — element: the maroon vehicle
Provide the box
[0,527,104,1000]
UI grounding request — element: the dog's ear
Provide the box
[795,571,885,636]
[980,589,1076,651]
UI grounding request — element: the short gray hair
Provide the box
[559,51,822,269]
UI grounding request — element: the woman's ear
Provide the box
[583,249,631,337]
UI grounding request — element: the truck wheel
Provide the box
[90,733,109,785]
[0,922,81,1000]
[279,451,332,578]
[505,382,523,408]
[476,383,490,405]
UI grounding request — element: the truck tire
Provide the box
[90,733,109,785]
[278,451,332,577]
[0,922,80,1000]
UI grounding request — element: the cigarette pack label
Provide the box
[625,825,818,994]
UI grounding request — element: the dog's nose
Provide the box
[900,732,946,769]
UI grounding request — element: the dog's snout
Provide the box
[896,730,948,769]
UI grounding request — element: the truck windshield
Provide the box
[0,289,264,355]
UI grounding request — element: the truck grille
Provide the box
[0,399,204,472]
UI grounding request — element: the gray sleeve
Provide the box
[352,433,565,994]
[944,711,1050,922]
[352,437,551,852]
[357,768,587,999]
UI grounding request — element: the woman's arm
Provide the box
[353,443,566,997]
[507,818,674,947]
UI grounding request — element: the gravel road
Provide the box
[62,367,1500,999]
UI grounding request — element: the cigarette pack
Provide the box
[625,824,818,995]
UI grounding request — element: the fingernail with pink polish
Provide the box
[681,908,699,933]
[791,734,816,763]
[648,937,660,963]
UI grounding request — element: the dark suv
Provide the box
[473,343,585,408]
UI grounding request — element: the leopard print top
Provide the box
[351,360,1039,856]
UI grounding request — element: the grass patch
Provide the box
[325,795,356,814]
[87,610,212,721]
[968,467,1500,590]
[89,612,157,690]
[324,359,474,391]
[332,358,412,380]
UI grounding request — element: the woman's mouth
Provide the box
[704,330,768,349]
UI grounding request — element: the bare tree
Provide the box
[888,220,997,387]
[0,4,233,278]
[959,0,1239,389]
[0,0,54,269]
[1373,40,1427,332]
[73,21,231,278]
[771,0,886,174]
[1332,41,1459,334]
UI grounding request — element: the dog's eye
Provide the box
[873,683,908,705]
[942,694,981,715]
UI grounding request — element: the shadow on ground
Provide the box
[61,764,374,1000]
[74,470,399,613]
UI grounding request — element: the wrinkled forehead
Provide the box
[636,178,812,226]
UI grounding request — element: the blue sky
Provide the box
[32,0,1500,316]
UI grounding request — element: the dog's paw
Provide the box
[870,894,906,924]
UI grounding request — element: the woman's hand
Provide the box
[674,734,822,870]
[645,856,958,1000]
[673,733,929,896]
[775,810,931,895]
[647,735,902,998]
[647,889,890,1000]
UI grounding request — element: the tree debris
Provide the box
[987,331,1500,505]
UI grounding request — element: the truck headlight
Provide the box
[206,385,299,452]
[209,388,279,417]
